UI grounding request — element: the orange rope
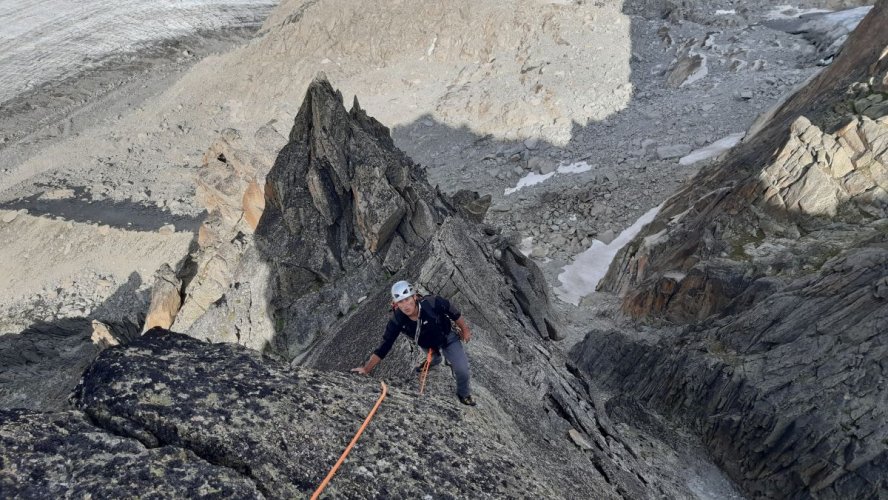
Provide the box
[311,380,388,500]
[418,348,433,395]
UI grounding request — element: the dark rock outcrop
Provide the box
[450,189,492,223]
[1,324,715,498]
[0,319,100,411]
[247,77,453,356]
[577,3,888,498]
[68,329,557,498]
[0,408,261,498]
[258,79,444,285]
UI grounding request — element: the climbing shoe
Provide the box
[458,395,477,407]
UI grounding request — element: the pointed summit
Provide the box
[241,77,562,357]
[258,75,446,296]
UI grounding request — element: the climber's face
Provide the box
[394,295,417,316]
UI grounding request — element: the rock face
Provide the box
[2,328,693,498]
[577,3,888,498]
[576,234,888,498]
[68,329,558,498]
[169,122,287,335]
[0,408,261,498]
[142,263,182,332]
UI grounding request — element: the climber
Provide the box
[351,280,477,406]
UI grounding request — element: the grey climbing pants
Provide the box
[429,331,472,398]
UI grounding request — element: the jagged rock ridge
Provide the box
[183,75,560,360]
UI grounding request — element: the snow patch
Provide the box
[504,172,556,195]
[504,160,594,195]
[426,35,438,56]
[662,271,687,282]
[815,6,871,26]
[555,205,662,306]
[795,6,872,55]
[557,161,594,174]
[715,9,736,15]
[679,133,745,166]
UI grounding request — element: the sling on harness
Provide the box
[413,300,434,395]
[418,348,433,395]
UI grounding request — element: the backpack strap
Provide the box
[413,300,423,346]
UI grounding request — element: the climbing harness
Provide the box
[311,380,388,500]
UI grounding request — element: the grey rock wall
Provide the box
[577,2,888,498]
[575,232,888,498]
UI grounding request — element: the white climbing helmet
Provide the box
[390,280,415,302]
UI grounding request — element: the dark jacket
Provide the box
[373,295,461,359]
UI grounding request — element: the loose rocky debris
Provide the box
[577,3,888,498]
[0,210,191,334]
[482,1,840,266]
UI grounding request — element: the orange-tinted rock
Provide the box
[142,264,182,333]
[242,180,265,232]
